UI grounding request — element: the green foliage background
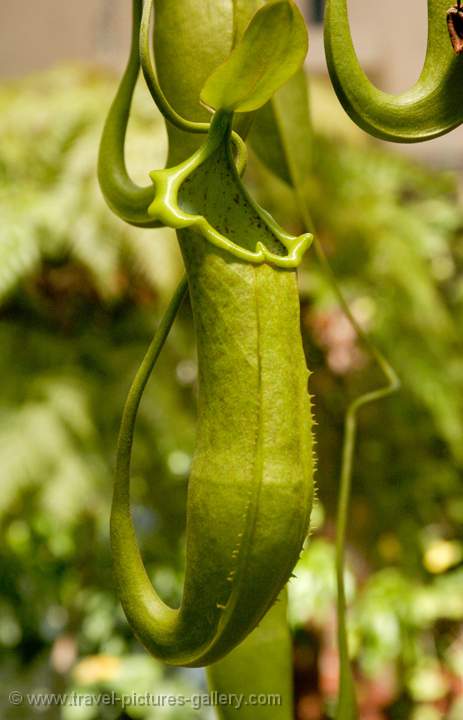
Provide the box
[0,66,462,720]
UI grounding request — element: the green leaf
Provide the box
[200,0,308,113]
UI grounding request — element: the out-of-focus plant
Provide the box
[0,66,462,719]
[289,537,463,718]
[0,65,183,303]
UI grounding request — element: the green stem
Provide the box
[312,241,399,720]
[302,224,399,719]
[333,332,398,719]
[279,120,399,719]
[207,593,294,720]
[97,0,158,227]
[116,275,188,483]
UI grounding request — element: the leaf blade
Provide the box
[201,0,308,113]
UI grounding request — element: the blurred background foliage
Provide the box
[0,66,462,720]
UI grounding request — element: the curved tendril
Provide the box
[326,252,399,719]
[324,0,463,142]
[276,122,399,719]
[98,0,158,228]
[308,240,399,720]
[253,79,400,713]
[99,0,247,229]
[303,218,399,720]
[140,0,248,170]
[111,277,192,662]
[140,0,209,134]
